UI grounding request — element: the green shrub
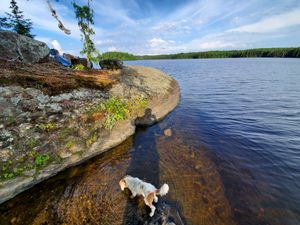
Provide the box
[27,138,38,148]
[126,95,148,117]
[35,154,50,166]
[72,64,85,70]
[86,133,97,146]
[88,96,148,129]
[3,172,15,179]
[38,123,56,131]
[66,139,76,149]
[100,97,128,129]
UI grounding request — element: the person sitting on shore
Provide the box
[49,48,71,67]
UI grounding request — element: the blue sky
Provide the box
[1,0,300,55]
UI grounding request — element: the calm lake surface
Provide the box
[1,58,300,225]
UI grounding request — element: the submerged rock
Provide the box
[164,128,172,137]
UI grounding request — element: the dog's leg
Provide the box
[149,205,156,217]
[145,192,156,217]
[130,192,137,198]
[154,195,158,203]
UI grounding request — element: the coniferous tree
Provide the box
[0,17,11,29]
[5,0,34,38]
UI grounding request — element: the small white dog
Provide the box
[119,175,169,217]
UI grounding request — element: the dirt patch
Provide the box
[0,59,117,95]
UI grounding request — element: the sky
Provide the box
[1,0,300,56]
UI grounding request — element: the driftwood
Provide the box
[46,0,71,35]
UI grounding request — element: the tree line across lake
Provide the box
[100,47,300,61]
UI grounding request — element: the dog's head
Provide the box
[119,178,127,191]
[119,177,128,191]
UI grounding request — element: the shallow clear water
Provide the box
[1,58,300,225]
[127,58,300,225]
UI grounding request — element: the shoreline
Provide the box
[0,65,180,204]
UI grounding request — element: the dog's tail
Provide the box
[156,183,169,196]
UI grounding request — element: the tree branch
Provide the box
[46,0,71,35]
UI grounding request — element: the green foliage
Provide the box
[3,172,15,179]
[1,0,34,38]
[89,95,148,129]
[0,17,10,29]
[100,51,138,61]
[72,63,85,70]
[0,151,55,180]
[38,123,56,131]
[35,154,50,167]
[99,97,128,129]
[1,161,29,180]
[72,0,100,63]
[59,128,74,140]
[1,165,28,180]
[7,116,16,125]
[27,138,38,149]
[28,150,38,158]
[126,95,148,117]
[66,139,76,149]
[86,133,97,146]
[137,47,300,59]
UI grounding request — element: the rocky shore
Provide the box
[0,63,180,204]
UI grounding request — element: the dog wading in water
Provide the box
[119,175,169,217]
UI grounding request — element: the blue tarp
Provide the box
[50,49,71,67]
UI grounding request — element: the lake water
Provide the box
[1,58,300,225]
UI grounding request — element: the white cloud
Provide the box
[229,8,300,33]
[149,38,169,48]
[147,38,180,54]
[52,40,63,54]
[152,19,191,35]
[231,16,241,25]
[95,39,115,46]
[108,46,117,51]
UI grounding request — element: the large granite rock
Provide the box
[0,66,180,204]
[111,66,180,125]
[0,30,50,63]
[99,59,123,70]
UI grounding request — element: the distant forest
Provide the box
[101,47,300,61]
